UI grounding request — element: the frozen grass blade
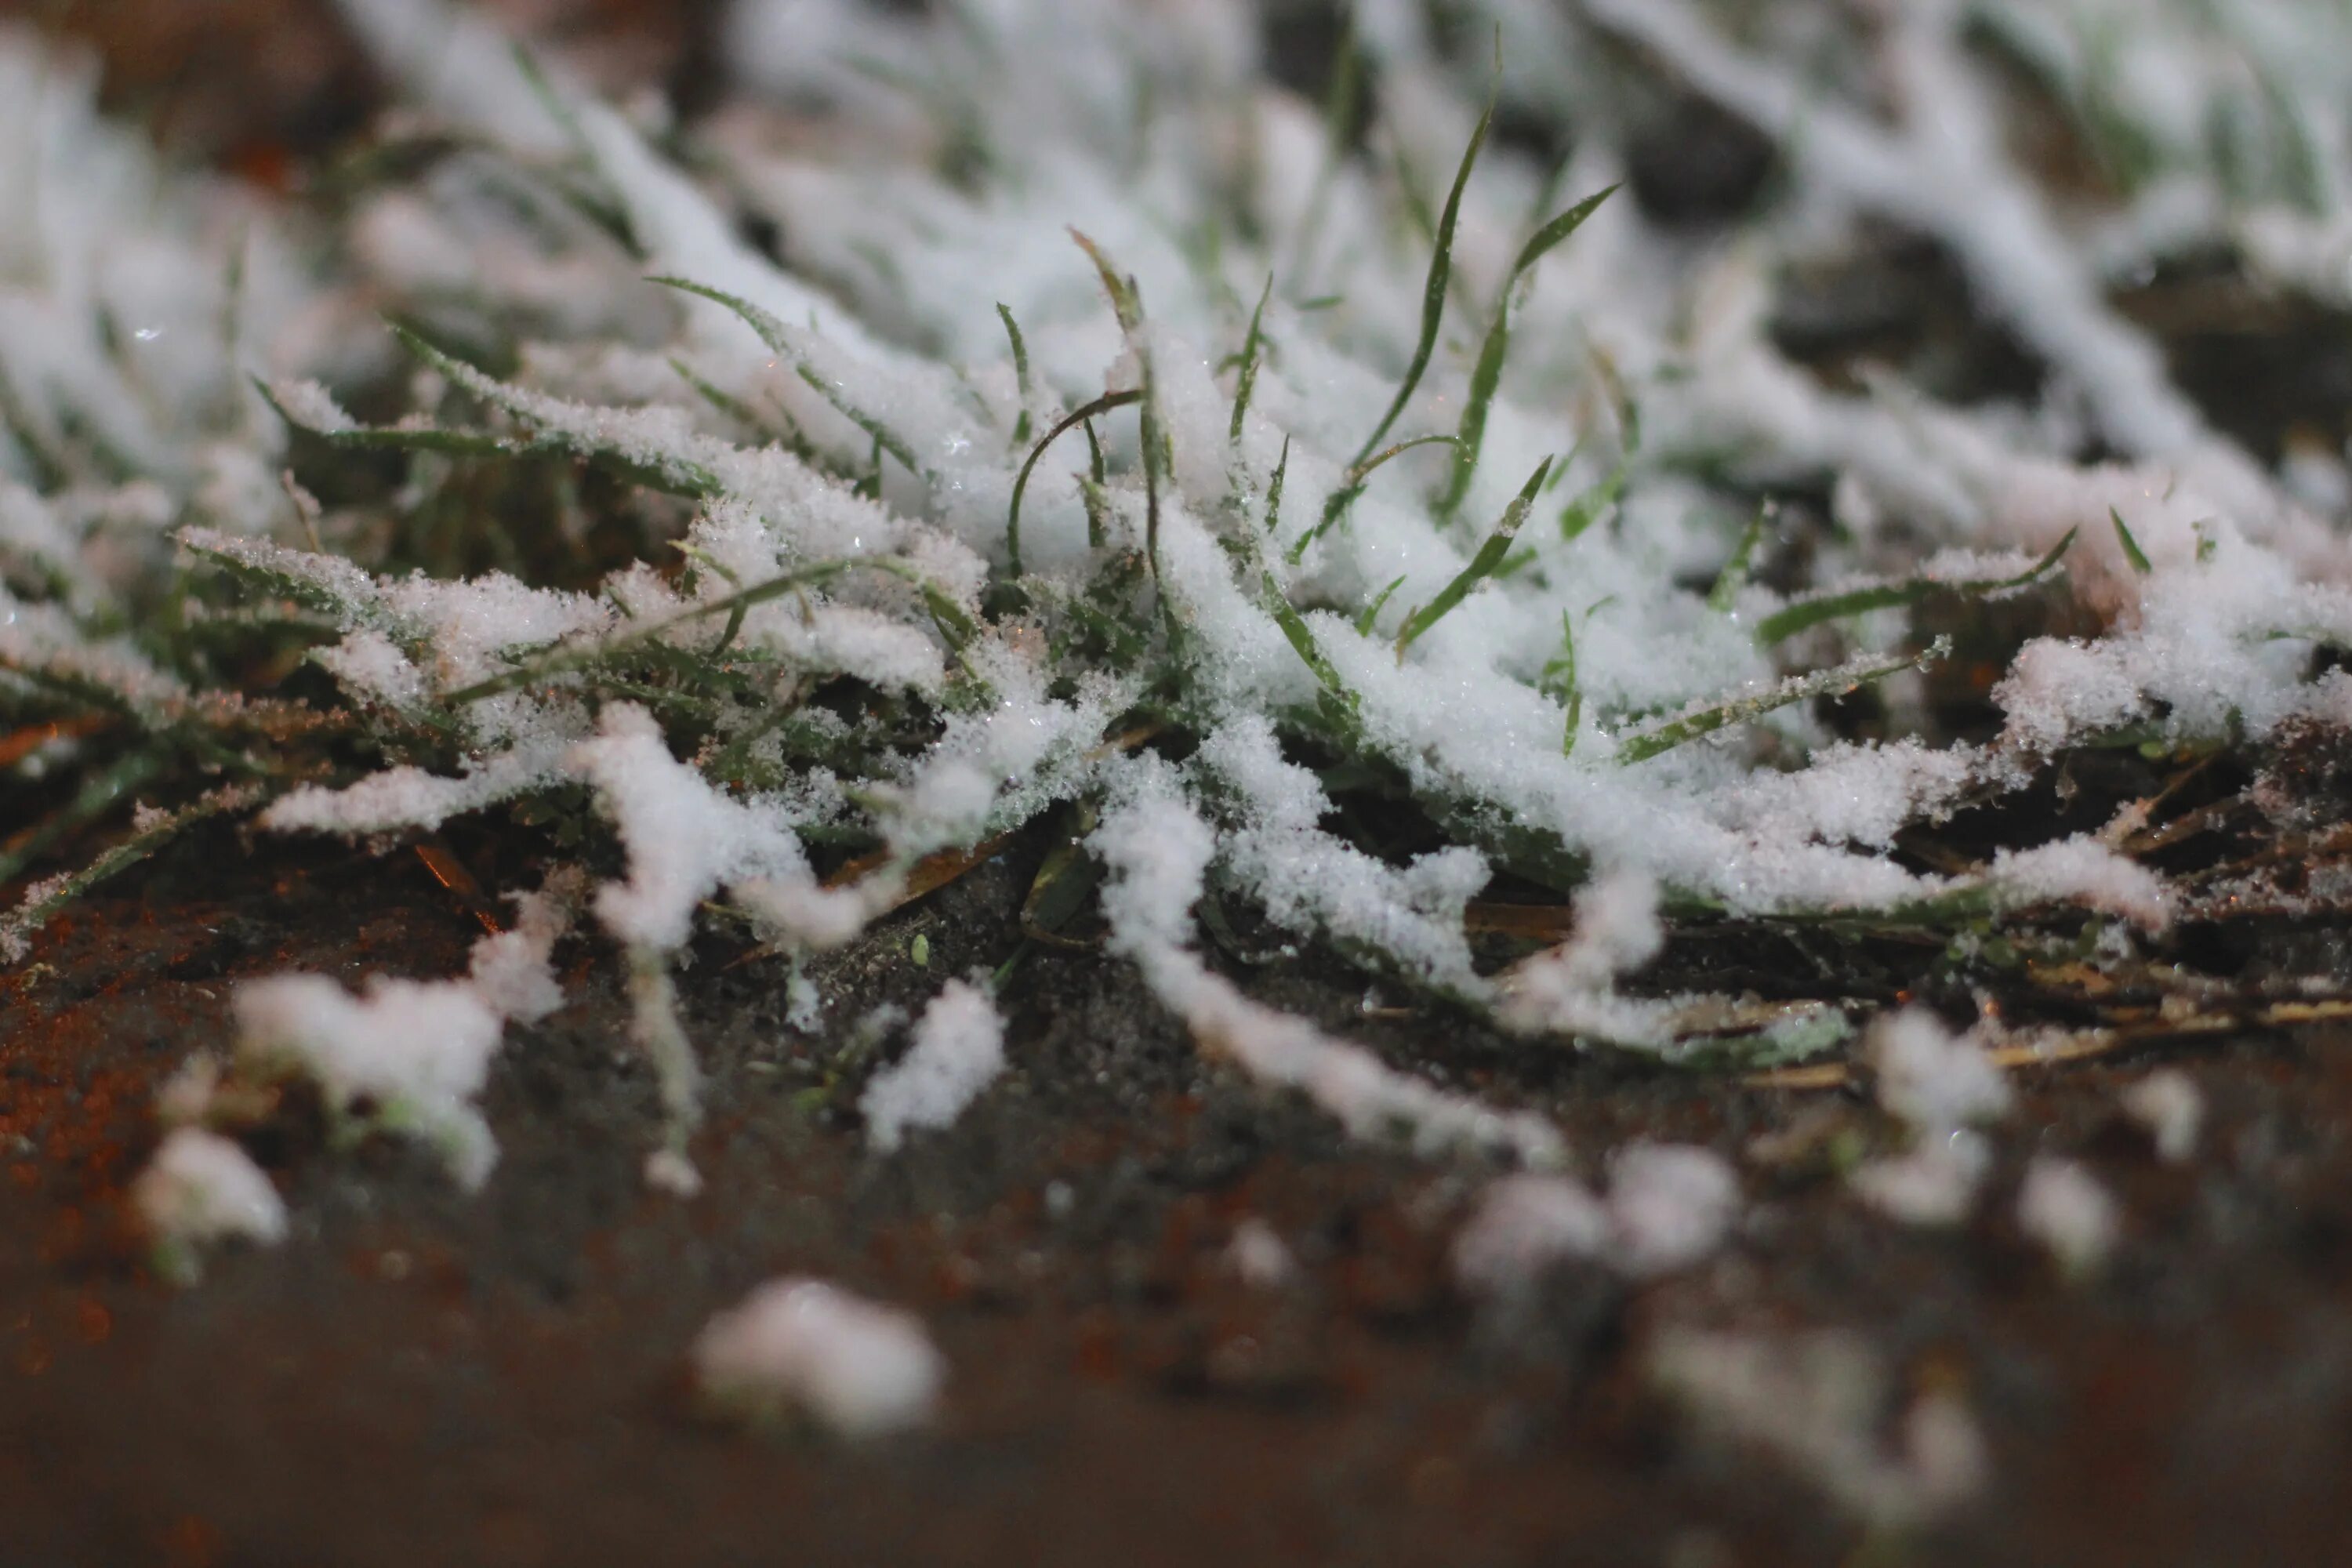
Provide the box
[2111,508,2153,575]
[1708,503,1773,612]
[1617,639,1951,764]
[649,278,926,482]
[1228,272,1273,445]
[996,302,1033,448]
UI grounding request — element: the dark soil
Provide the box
[17,5,2352,1565]
[9,828,2352,1568]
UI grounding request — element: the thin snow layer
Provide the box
[1650,1327,1991,1531]
[16,0,2352,1205]
[693,1277,945,1437]
[2016,1156,2122,1277]
[132,1129,289,1253]
[860,979,1007,1152]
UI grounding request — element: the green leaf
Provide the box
[1229,272,1274,445]
[996,302,1033,448]
[649,277,926,481]
[1287,433,1459,563]
[1708,503,1773,612]
[1006,388,1141,577]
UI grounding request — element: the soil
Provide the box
[9,824,2352,1568]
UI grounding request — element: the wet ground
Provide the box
[10,825,2352,1567]
[16,2,2352,1563]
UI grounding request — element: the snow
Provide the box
[1651,1327,1990,1530]
[1870,1011,2015,1132]
[132,1129,289,1265]
[860,979,1007,1152]
[2017,1156,2122,1277]
[1851,1131,1994,1229]
[2122,1069,2204,1163]
[693,1277,944,1437]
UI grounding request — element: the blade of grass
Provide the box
[1350,98,1494,470]
[1617,638,1951,764]
[1229,272,1274,445]
[1287,433,1458,563]
[1435,184,1617,521]
[996,302,1033,448]
[1394,456,1553,655]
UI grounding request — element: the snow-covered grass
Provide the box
[5,0,2352,1208]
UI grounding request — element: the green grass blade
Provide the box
[1006,389,1141,576]
[1395,456,1552,654]
[1708,503,1772,612]
[1287,433,1458,563]
[648,277,925,481]
[1350,99,1494,470]
[1436,183,1616,521]
[1617,638,1950,765]
[1229,272,1274,445]
[2110,507,2152,575]
[1753,528,2076,647]
[996,302,1033,448]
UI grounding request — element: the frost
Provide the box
[693,1277,944,1438]
[860,978,1007,1152]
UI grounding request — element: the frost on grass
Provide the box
[9,0,2352,1217]
[693,1277,945,1439]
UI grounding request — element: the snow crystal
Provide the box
[570,704,812,951]
[1225,1218,1299,1290]
[1454,1174,1611,1296]
[234,974,506,1189]
[1606,1143,1742,1278]
[860,979,1007,1152]
[694,1277,944,1438]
